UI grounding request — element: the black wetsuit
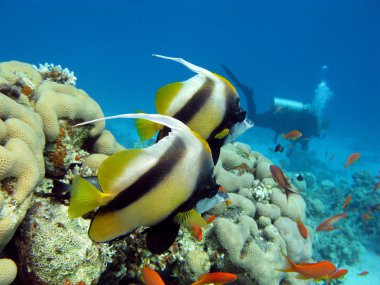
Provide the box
[221,65,322,151]
[255,108,321,151]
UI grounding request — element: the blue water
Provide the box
[2,0,380,283]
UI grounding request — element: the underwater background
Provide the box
[1,0,379,284]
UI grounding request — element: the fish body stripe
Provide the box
[173,78,214,125]
[210,87,240,138]
[105,137,186,212]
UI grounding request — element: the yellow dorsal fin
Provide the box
[214,128,230,139]
[174,209,208,229]
[155,82,183,114]
[191,131,211,154]
[212,72,238,93]
[98,149,143,194]
[68,175,112,219]
[135,118,163,141]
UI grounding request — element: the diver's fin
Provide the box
[152,54,213,76]
[155,82,183,114]
[135,117,163,141]
[68,175,112,219]
[98,149,144,194]
[174,209,208,229]
[145,219,181,254]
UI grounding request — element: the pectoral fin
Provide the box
[145,219,180,254]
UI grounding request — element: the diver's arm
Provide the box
[221,64,256,121]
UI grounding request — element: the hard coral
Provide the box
[35,81,104,142]
[0,258,17,285]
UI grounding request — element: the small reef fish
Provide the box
[136,54,252,163]
[191,225,203,242]
[296,220,308,239]
[281,130,302,140]
[274,143,284,153]
[362,213,373,221]
[69,113,219,254]
[357,271,369,276]
[206,215,216,223]
[190,214,216,242]
[341,194,351,209]
[142,265,165,285]
[191,272,238,285]
[316,213,347,232]
[373,181,380,192]
[344,152,361,169]
[278,253,337,281]
[329,153,335,161]
[270,165,298,200]
[327,268,348,283]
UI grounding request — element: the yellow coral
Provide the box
[0,258,17,285]
[92,130,125,155]
[35,81,105,142]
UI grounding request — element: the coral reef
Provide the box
[0,60,124,283]
[0,258,17,285]
[1,60,316,285]
[34,63,77,86]
[16,196,112,284]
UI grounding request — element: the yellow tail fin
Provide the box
[135,117,163,141]
[68,175,112,219]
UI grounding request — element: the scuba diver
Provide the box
[221,65,329,152]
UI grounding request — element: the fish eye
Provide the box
[207,187,218,198]
[234,108,246,123]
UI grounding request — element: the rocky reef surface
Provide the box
[1,61,314,285]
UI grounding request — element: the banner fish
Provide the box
[136,54,253,163]
[69,113,219,254]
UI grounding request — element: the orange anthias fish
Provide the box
[374,181,380,192]
[191,225,203,242]
[206,215,216,223]
[357,270,369,276]
[270,165,297,200]
[341,194,351,209]
[344,152,361,169]
[362,213,373,221]
[278,253,337,281]
[191,272,238,285]
[142,265,165,285]
[296,220,308,239]
[281,130,302,140]
[191,215,216,242]
[316,213,347,232]
[327,268,348,283]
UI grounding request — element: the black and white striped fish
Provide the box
[136,55,253,163]
[68,113,219,254]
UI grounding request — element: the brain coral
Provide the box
[0,258,17,285]
[0,60,125,279]
[35,81,104,142]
